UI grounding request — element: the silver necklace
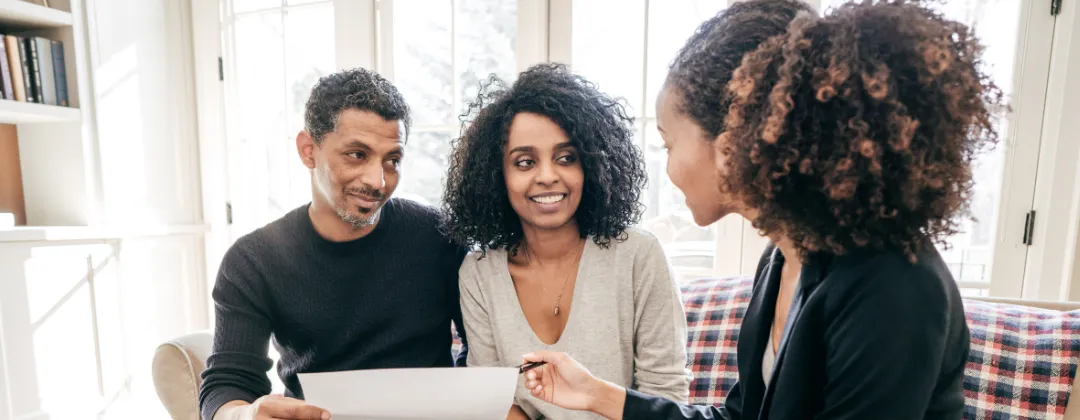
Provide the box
[524,239,584,316]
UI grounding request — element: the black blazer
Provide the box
[624,243,970,419]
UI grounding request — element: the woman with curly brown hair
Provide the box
[519,1,996,419]
[441,63,691,420]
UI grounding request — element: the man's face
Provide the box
[298,109,406,228]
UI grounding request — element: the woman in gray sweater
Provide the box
[440,63,691,420]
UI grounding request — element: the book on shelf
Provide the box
[0,34,69,107]
[25,37,44,103]
[3,37,26,102]
[0,39,12,100]
[33,37,56,105]
[16,36,32,102]
[52,40,67,106]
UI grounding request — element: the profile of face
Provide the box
[297,108,405,228]
[656,84,739,226]
[503,112,585,232]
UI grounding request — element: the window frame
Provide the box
[371,0,547,206]
[193,0,1080,300]
[549,0,1058,295]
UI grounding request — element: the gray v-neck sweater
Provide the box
[459,228,691,420]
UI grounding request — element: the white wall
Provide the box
[88,0,202,227]
[0,0,210,417]
[0,236,205,419]
[83,0,211,409]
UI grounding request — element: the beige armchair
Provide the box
[151,330,213,420]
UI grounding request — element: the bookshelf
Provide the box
[0,0,89,232]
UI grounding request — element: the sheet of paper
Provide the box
[297,367,518,420]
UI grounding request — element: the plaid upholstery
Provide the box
[678,276,1080,418]
[963,299,1080,419]
[680,276,753,406]
[452,324,463,362]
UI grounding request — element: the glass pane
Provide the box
[284,3,335,135]
[231,11,285,231]
[233,11,285,139]
[571,0,646,116]
[232,0,281,14]
[641,121,716,272]
[639,2,726,274]
[645,0,727,117]
[225,3,334,235]
[822,0,1021,289]
[397,130,454,207]
[287,0,327,5]
[456,0,518,109]
[390,0,517,208]
[393,0,453,126]
[280,2,335,212]
[936,1,1018,288]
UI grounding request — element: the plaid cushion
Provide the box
[679,276,1080,417]
[680,276,753,406]
[962,299,1080,419]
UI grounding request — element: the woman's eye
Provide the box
[515,159,536,168]
[556,154,577,164]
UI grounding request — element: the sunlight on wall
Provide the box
[24,245,110,418]
[93,45,158,227]
[15,241,188,419]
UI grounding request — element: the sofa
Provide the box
[153,276,1080,419]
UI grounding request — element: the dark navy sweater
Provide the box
[198,199,468,420]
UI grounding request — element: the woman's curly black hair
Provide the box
[714,0,1004,260]
[441,63,647,254]
[667,0,814,138]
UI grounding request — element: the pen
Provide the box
[518,361,547,374]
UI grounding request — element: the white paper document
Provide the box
[297,367,518,420]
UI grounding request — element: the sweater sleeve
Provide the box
[198,247,275,420]
[630,235,692,403]
[625,388,733,420]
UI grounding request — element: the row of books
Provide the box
[0,35,69,106]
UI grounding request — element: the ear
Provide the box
[297,131,317,169]
[712,132,729,172]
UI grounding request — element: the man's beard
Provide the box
[335,186,386,228]
[335,205,378,228]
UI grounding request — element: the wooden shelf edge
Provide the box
[0,100,79,123]
[0,224,211,243]
[0,0,73,29]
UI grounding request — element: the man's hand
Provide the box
[216,395,330,420]
[253,394,330,420]
[521,350,626,419]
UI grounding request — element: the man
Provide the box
[199,68,468,420]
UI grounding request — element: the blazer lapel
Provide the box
[758,252,830,419]
[738,246,783,420]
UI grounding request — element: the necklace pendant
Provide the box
[554,302,560,316]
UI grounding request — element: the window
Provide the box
[569,0,1055,294]
[386,0,518,207]
[220,0,519,232]
[211,0,1067,299]
[572,0,728,279]
[818,0,1043,296]
[220,0,336,238]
